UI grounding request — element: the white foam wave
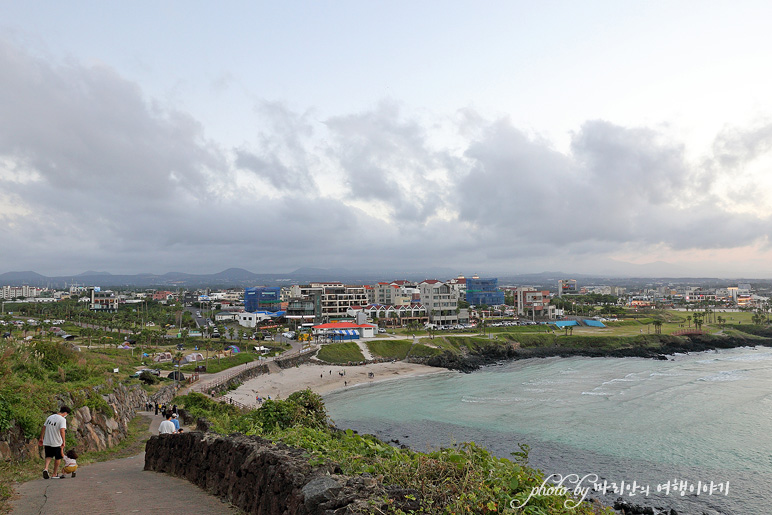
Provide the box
[698,370,746,382]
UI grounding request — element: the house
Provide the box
[311,322,377,340]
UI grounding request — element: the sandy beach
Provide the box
[225,361,450,406]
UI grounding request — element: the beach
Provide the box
[224,361,450,405]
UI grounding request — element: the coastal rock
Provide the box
[302,476,342,506]
[419,334,772,372]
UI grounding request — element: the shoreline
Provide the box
[222,333,772,404]
[224,361,450,405]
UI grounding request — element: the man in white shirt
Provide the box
[158,412,176,435]
[38,406,71,479]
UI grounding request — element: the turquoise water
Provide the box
[325,347,772,514]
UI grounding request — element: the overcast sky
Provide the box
[3,2,772,278]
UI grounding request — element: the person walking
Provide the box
[39,406,71,479]
[171,413,180,432]
[158,412,176,435]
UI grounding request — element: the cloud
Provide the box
[2,35,772,277]
[233,101,319,193]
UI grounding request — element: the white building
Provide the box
[1,285,44,300]
[237,311,273,328]
[418,280,459,326]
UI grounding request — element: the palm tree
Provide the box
[204,338,212,371]
[686,316,692,328]
[173,351,184,387]
[652,319,663,335]
[21,321,32,339]
[693,313,704,331]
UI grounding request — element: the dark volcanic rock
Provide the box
[422,334,771,373]
[144,431,416,514]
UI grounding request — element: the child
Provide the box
[62,449,78,478]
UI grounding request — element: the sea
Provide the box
[324,347,772,514]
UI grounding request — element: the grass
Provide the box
[177,351,257,374]
[316,341,365,364]
[366,339,412,359]
[408,343,444,357]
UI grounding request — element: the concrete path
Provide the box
[11,413,240,515]
[354,340,374,361]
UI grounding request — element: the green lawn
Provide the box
[316,341,365,364]
[366,339,412,359]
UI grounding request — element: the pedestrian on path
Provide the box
[158,412,176,435]
[39,405,71,479]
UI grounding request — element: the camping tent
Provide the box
[153,352,173,362]
[183,352,205,364]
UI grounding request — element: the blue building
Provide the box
[465,277,504,306]
[244,287,282,312]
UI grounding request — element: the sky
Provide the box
[3,2,772,278]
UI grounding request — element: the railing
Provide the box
[194,359,267,394]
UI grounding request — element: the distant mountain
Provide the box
[0,271,48,283]
[0,266,766,290]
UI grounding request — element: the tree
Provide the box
[693,313,704,331]
[21,321,32,339]
[204,338,212,370]
[173,351,184,386]
[652,319,663,335]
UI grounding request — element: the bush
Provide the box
[139,371,159,385]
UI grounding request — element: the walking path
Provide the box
[11,413,239,515]
[354,339,374,361]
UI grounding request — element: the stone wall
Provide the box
[275,351,315,369]
[144,431,421,514]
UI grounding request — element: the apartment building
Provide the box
[1,285,43,300]
[419,280,459,326]
[372,282,414,306]
[290,282,369,321]
[514,287,555,318]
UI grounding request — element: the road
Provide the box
[11,412,239,515]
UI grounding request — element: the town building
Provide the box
[465,277,504,306]
[89,288,118,312]
[244,287,282,312]
[1,285,44,300]
[557,279,577,297]
[418,280,459,326]
[513,287,555,318]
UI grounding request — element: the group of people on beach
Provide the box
[39,405,78,480]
